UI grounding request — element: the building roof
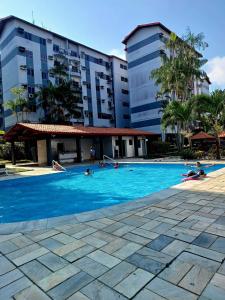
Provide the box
[4,123,156,141]
[122,22,171,44]
[190,131,215,140]
[0,15,127,63]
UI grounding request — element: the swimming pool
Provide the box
[0,163,223,223]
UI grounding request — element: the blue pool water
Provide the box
[0,163,223,223]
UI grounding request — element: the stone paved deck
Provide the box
[1,167,225,299]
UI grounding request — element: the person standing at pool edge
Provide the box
[90,145,96,161]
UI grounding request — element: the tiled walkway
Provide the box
[1,169,225,299]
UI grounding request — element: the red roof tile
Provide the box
[190,131,215,140]
[219,131,225,138]
[4,123,156,140]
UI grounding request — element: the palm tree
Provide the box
[161,100,194,149]
[5,87,28,122]
[192,90,225,159]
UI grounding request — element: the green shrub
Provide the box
[194,150,205,159]
[0,142,26,160]
[149,141,171,154]
[179,149,196,159]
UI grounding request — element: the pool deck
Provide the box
[0,163,225,299]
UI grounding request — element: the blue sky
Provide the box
[1,0,225,90]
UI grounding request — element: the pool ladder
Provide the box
[103,155,117,164]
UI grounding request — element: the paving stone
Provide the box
[137,247,174,264]
[159,260,193,285]
[131,228,159,239]
[37,252,69,271]
[12,246,49,266]
[67,291,90,300]
[201,283,225,300]
[6,243,40,260]
[14,285,51,300]
[37,264,80,291]
[52,233,77,244]
[146,277,197,300]
[64,245,95,262]
[72,227,97,239]
[99,261,136,287]
[177,252,220,273]
[81,235,107,248]
[0,276,32,299]
[0,269,23,289]
[11,235,33,248]
[38,237,64,250]
[165,230,196,243]
[101,238,128,254]
[81,280,127,300]
[0,240,19,254]
[0,233,22,243]
[162,240,189,256]
[218,261,225,275]
[113,242,142,259]
[133,289,166,300]
[192,232,218,248]
[179,265,214,295]
[31,230,59,242]
[48,271,93,300]
[102,222,125,233]
[114,268,154,298]
[113,225,135,236]
[185,244,225,262]
[140,220,161,231]
[122,215,149,227]
[53,240,86,256]
[210,273,225,290]
[210,237,225,254]
[215,216,225,225]
[123,232,151,245]
[0,255,15,275]
[88,250,121,268]
[126,253,165,274]
[91,231,115,243]
[73,257,108,277]
[87,221,108,229]
[151,222,174,234]
[20,260,52,282]
[146,235,174,251]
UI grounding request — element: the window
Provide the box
[96,86,100,91]
[53,44,59,52]
[137,140,141,148]
[122,89,129,95]
[70,50,77,57]
[123,114,130,119]
[129,139,133,146]
[28,86,35,94]
[122,101,129,107]
[40,38,46,45]
[42,72,47,79]
[26,50,33,58]
[120,64,127,70]
[115,140,119,146]
[27,68,34,77]
[41,54,47,61]
[121,76,128,82]
[24,32,32,40]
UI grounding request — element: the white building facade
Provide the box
[0,16,130,130]
[123,22,210,135]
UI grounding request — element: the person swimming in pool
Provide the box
[84,168,93,176]
[185,161,215,169]
[114,162,119,169]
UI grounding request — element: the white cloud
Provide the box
[205,56,225,89]
[108,48,126,60]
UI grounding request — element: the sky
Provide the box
[1,0,225,90]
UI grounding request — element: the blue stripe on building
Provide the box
[131,101,162,114]
[95,76,101,115]
[1,47,26,68]
[128,50,161,69]
[40,39,49,87]
[127,33,161,53]
[85,58,93,126]
[131,118,161,128]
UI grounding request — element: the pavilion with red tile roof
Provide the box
[4,123,157,165]
[190,132,215,140]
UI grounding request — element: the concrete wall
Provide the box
[37,139,47,165]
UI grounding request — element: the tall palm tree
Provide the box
[192,90,225,159]
[161,100,194,149]
[5,87,28,122]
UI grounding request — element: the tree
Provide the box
[161,100,194,149]
[192,90,225,159]
[151,29,208,102]
[5,87,28,122]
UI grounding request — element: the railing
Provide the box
[103,155,117,164]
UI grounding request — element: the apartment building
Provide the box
[122,22,210,135]
[0,16,130,130]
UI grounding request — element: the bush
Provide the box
[179,149,196,159]
[149,141,171,154]
[0,142,26,160]
[194,150,205,159]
